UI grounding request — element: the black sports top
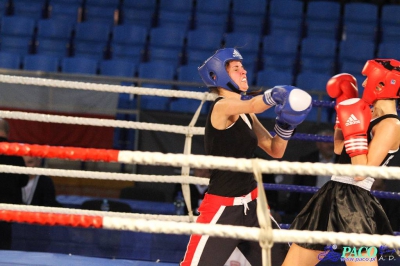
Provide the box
[204,97,258,197]
[338,114,400,166]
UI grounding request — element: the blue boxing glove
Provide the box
[263,85,291,106]
[274,87,312,140]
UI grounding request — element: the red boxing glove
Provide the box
[336,98,371,157]
[326,73,358,129]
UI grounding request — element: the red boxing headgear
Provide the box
[361,59,400,105]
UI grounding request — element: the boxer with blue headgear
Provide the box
[181,48,313,266]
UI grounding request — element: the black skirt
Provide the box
[290,180,394,251]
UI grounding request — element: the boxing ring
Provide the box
[0,74,400,266]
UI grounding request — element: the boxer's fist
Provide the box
[274,88,312,140]
[263,85,294,106]
[327,74,358,129]
[336,98,371,157]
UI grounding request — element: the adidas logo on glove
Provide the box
[345,114,361,126]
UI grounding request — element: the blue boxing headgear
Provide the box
[198,48,243,94]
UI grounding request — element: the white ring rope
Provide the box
[0,74,217,101]
[0,110,205,135]
[2,203,400,249]
[0,165,210,184]
[1,152,400,183]
[117,151,400,180]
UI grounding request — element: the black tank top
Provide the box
[205,97,258,197]
[338,114,400,166]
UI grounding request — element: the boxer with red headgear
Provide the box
[283,59,400,266]
[361,59,400,105]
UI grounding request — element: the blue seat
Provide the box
[192,12,228,34]
[61,56,98,75]
[224,32,261,57]
[74,21,111,42]
[139,96,170,111]
[255,69,294,88]
[196,0,230,16]
[186,29,223,52]
[12,1,46,19]
[380,24,400,43]
[381,4,400,34]
[231,0,267,33]
[1,36,33,55]
[110,44,144,63]
[269,0,304,20]
[85,0,119,7]
[342,3,378,42]
[263,54,297,73]
[1,16,36,37]
[147,47,182,65]
[83,5,119,25]
[263,34,299,58]
[72,21,111,59]
[170,98,208,114]
[159,0,193,13]
[0,0,9,15]
[295,71,331,92]
[137,61,176,89]
[343,2,378,26]
[338,39,375,69]
[148,26,185,51]
[186,49,214,66]
[23,54,60,72]
[111,24,148,47]
[110,24,147,62]
[99,59,136,78]
[339,61,366,79]
[37,19,74,40]
[342,23,377,42]
[73,41,108,60]
[35,39,70,57]
[305,20,339,40]
[0,51,21,69]
[300,57,335,76]
[48,1,83,22]
[377,42,400,59]
[267,17,303,38]
[262,34,299,73]
[306,1,341,23]
[156,10,192,31]
[176,63,205,92]
[120,2,156,28]
[299,37,337,74]
[121,0,156,10]
[231,15,265,34]
[231,0,266,17]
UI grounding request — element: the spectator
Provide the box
[22,156,62,207]
[0,118,29,249]
[286,128,336,215]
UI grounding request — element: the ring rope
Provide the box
[253,159,273,266]
[0,74,217,101]
[1,204,399,249]
[0,110,205,135]
[1,142,400,180]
